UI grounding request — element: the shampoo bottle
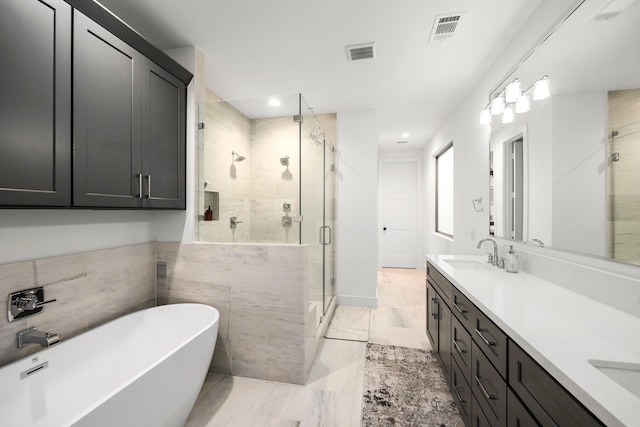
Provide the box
[504,245,519,273]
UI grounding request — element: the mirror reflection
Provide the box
[488,0,640,265]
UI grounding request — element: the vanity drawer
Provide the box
[451,286,473,331]
[473,307,507,379]
[452,315,472,383]
[471,395,492,427]
[451,359,471,427]
[507,388,538,427]
[472,341,507,427]
[508,341,604,427]
[427,262,452,303]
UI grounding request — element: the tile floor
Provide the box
[185,268,432,427]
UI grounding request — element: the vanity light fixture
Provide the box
[490,94,505,115]
[532,75,550,100]
[480,75,549,125]
[502,104,515,124]
[505,78,521,104]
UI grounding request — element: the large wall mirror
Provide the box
[488,0,640,266]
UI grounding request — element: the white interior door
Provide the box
[380,159,417,268]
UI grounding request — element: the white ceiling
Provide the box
[97,0,538,150]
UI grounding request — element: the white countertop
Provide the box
[426,254,640,427]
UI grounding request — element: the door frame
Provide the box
[378,155,423,269]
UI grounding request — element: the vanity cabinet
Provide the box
[0,0,72,206]
[0,0,190,209]
[426,261,604,427]
[508,341,603,427]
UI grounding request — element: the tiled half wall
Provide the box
[157,242,321,385]
[0,244,156,367]
[0,242,322,385]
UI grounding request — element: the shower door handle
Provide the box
[319,226,332,245]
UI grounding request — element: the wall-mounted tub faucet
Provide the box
[17,327,60,348]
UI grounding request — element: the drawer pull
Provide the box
[453,301,466,314]
[453,383,466,404]
[453,338,466,355]
[475,375,496,401]
[475,328,496,347]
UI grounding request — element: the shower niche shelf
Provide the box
[204,191,220,221]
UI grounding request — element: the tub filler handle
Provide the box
[8,287,57,322]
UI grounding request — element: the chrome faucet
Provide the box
[17,327,60,348]
[477,238,499,266]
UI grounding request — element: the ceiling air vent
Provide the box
[396,140,409,145]
[345,42,376,61]
[429,12,465,42]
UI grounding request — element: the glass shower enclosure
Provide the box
[197,93,336,325]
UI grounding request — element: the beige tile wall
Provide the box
[0,244,156,367]
[156,242,318,385]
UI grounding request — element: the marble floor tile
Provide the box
[186,268,432,426]
[324,305,370,341]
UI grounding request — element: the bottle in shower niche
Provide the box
[504,245,519,273]
[204,206,213,221]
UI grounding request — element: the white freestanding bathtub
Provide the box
[0,303,219,427]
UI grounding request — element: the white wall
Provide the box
[336,110,378,307]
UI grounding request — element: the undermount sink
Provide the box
[589,359,640,399]
[444,259,493,271]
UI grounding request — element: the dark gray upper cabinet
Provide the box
[0,0,71,206]
[73,11,143,208]
[141,60,186,209]
[73,12,187,209]
[1,0,190,209]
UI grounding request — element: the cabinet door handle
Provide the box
[475,375,496,401]
[453,300,466,314]
[137,173,143,198]
[145,174,151,198]
[431,298,439,319]
[452,338,466,355]
[453,383,466,403]
[475,328,496,346]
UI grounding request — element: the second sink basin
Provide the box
[589,359,640,399]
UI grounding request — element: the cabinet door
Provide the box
[439,300,452,377]
[73,11,142,207]
[141,59,186,209]
[0,0,71,206]
[507,388,540,427]
[426,280,439,351]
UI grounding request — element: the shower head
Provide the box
[232,151,246,162]
[280,156,290,166]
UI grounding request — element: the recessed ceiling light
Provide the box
[268,98,281,107]
[401,132,410,138]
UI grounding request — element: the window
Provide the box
[436,143,453,236]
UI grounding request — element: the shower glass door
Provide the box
[299,95,335,327]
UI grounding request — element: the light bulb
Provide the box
[502,105,515,124]
[505,79,521,104]
[532,76,550,100]
[490,95,504,115]
[515,94,530,113]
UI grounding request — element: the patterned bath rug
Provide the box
[362,343,464,427]
[324,305,370,342]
